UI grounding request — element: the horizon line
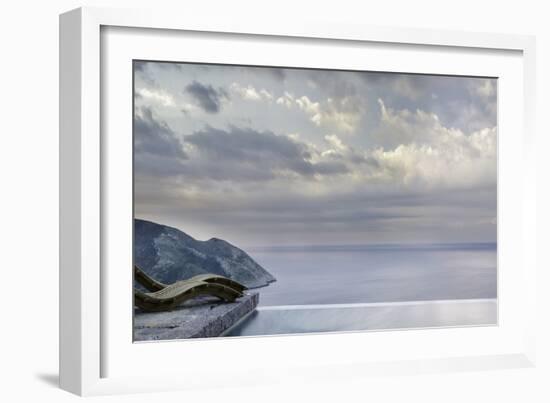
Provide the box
[243,241,497,251]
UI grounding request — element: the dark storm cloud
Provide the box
[134,108,187,175]
[135,108,186,158]
[268,67,286,81]
[134,61,147,73]
[184,81,229,113]
[186,126,304,161]
[133,118,351,182]
[185,126,349,179]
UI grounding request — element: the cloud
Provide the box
[134,96,496,191]
[134,108,187,175]
[362,74,428,101]
[184,81,229,113]
[184,126,348,180]
[390,75,425,100]
[230,83,274,101]
[366,99,496,188]
[268,68,286,81]
[135,167,497,245]
[321,134,372,166]
[134,61,147,73]
[277,93,362,133]
[276,91,295,108]
[474,79,497,99]
[305,70,359,99]
[133,97,496,191]
[133,62,497,245]
[370,128,496,188]
[374,98,456,149]
[133,61,158,86]
[135,87,175,108]
[354,72,497,133]
[135,108,185,158]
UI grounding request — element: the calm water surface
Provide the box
[248,243,497,306]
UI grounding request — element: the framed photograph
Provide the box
[60,7,537,396]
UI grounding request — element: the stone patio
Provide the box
[133,292,259,341]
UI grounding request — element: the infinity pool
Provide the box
[223,299,497,337]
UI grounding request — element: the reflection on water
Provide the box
[224,299,497,337]
[248,243,497,306]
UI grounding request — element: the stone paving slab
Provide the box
[134,292,259,341]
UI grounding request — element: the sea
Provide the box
[224,243,497,337]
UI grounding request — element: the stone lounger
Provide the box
[134,265,248,312]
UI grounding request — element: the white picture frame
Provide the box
[59,6,537,396]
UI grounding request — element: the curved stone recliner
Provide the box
[133,265,247,312]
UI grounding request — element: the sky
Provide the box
[133,61,497,247]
